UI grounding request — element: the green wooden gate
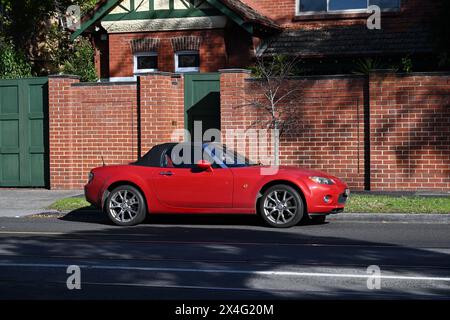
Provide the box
[184,73,221,141]
[0,78,48,187]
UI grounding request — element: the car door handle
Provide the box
[159,171,174,176]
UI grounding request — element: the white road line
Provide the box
[0,262,450,282]
[0,231,63,235]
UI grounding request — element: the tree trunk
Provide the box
[273,126,280,166]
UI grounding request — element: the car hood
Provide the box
[258,165,336,178]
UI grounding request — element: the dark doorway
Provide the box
[184,73,221,142]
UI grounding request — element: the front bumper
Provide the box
[308,184,350,215]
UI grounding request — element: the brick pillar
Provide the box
[48,75,80,189]
[138,72,185,156]
[220,69,265,161]
[220,69,251,130]
[220,69,250,145]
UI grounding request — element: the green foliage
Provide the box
[48,196,91,211]
[62,37,98,82]
[74,0,99,13]
[346,194,450,214]
[0,40,32,79]
[0,0,99,77]
[352,58,385,75]
[400,56,413,73]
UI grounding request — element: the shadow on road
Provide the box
[58,207,327,227]
[0,208,449,299]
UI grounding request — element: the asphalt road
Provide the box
[0,210,449,300]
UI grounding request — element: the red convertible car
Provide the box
[85,143,349,228]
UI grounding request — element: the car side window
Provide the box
[164,146,221,169]
[164,153,174,168]
[164,147,194,169]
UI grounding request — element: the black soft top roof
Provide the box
[132,143,177,167]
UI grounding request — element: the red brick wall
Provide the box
[220,70,366,190]
[48,73,184,189]
[48,71,449,192]
[139,74,185,153]
[370,72,450,191]
[221,69,450,192]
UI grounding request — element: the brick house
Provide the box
[74,0,443,79]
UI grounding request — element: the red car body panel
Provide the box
[85,163,349,216]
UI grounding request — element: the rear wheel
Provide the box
[105,185,147,226]
[259,185,304,228]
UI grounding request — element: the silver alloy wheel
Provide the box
[263,189,298,225]
[109,190,140,223]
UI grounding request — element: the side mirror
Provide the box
[196,160,213,172]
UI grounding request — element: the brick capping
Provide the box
[245,74,366,82]
[72,81,137,87]
[48,74,81,79]
[219,69,252,74]
[137,71,183,77]
[371,70,450,77]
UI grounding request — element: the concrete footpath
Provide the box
[0,189,83,217]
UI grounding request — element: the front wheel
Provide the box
[105,185,147,226]
[259,185,304,228]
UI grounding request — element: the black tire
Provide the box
[105,185,147,226]
[259,184,305,228]
[309,215,327,224]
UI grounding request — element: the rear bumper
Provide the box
[84,182,102,208]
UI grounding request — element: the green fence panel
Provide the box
[0,78,48,187]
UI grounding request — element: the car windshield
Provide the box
[165,142,258,168]
[203,143,258,168]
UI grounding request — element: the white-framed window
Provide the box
[296,0,400,15]
[175,51,200,73]
[133,52,158,74]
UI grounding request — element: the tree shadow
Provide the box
[248,72,450,190]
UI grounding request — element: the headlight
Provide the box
[309,176,335,185]
[88,172,94,183]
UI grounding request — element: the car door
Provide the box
[151,147,233,208]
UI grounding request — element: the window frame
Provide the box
[295,0,401,16]
[175,50,200,73]
[133,52,158,74]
